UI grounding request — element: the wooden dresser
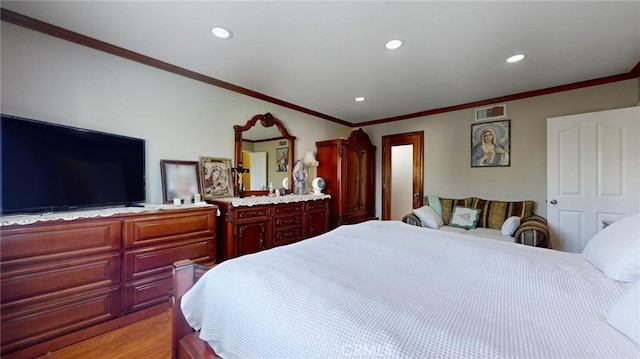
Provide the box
[317,129,376,228]
[210,195,330,261]
[0,206,217,358]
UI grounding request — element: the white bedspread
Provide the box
[181,221,639,358]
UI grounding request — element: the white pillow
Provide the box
[449,206,481,230]
[607,281,640,346]
[501,216,521,236]
[413,205,443,229]
[582,213,640,282]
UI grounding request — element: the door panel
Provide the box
[237,220,268,255]
[547,107,640,252]
[308,211,327,238]
[597,123,623,196]
[344,148,360,212]
[359,149,372,209]
[557,211,584,253]
[558,126,583,196]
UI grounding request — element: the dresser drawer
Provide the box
[1,286,120,354]
[123,210,215,248]
[123,238,214,281]
[274,203,303,215]
[274,215,302,228]
[123,273,173,314]
[307,200,328,212]
[1,253,120,303]
[273,226,303,247]
[236,206,269,221]
[0,220,121,263]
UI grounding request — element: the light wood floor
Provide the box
[36,310,172,359]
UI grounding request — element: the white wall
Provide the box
[363,79,639,219]
[0,22,351,204]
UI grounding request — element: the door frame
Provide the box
[382,131,424,220]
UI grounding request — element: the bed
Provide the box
[173,220,639,358]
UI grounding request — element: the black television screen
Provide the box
[1,114,146,214]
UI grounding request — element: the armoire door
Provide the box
[344,147,361,213]
[547,106,640,252]
[359,149,374,211]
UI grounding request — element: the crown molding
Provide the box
[358,68,640,127]
[0,8,351,127]
[2,8,638,129]
[630,60,640,77]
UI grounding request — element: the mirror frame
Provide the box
[234,113,296,197]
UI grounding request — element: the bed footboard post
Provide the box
[173,260,196,359]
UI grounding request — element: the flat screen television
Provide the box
[1,114,146,215]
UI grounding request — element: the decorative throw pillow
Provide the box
[439,198,474,225]
[582,213,640,282]
[501,216,521,236]
[607,281,640,346]
[449,206,481,230]
[413,205,443,229]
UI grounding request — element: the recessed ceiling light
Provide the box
[385,39,403,50]
[211,27,232,39]
[506,54,525,63]
[354,97,366,102]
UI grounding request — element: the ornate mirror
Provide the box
[234,113,296,197]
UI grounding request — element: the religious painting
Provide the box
[471,120,510,167]
[199,157,233,199]
[276,147,288,172]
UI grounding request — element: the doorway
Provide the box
[382,131,424,220]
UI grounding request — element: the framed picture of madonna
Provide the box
[199,157,233,199]
[471,120,510,167]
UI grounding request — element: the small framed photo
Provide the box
[276,147,289,172]
[160,160,201,204]
[471,119,511,168]
[199,157,233,199]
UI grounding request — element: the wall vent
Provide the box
[475,104,507,121]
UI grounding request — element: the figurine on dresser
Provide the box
[293,160,307,195]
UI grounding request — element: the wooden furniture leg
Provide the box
[172,260,219,359]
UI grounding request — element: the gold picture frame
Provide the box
[199,157,233,199]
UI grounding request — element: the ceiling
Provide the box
[2,1,639,124]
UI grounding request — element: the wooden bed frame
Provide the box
[172,260,220,359]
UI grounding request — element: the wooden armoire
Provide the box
[317,129,376,228]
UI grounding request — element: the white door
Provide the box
[547,106,640,252]
[249,152,267,190]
